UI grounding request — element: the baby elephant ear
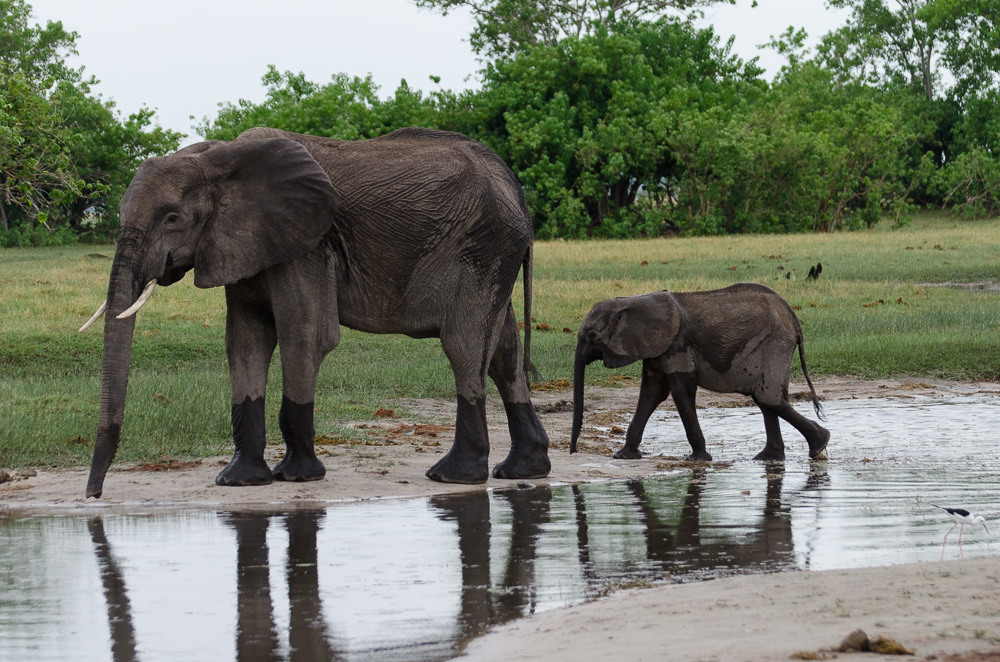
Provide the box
[605,291,682,362]
[193,137,339,288]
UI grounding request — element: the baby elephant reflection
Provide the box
[571,285,830,461]
[574,468,795,576]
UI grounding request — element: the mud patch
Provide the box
[127,460,202,472]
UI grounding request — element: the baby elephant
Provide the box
[570,283,829,462]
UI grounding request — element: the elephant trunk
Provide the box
[570,344,590,454]
[86,232,146,498]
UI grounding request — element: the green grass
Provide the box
[1,212,998,467]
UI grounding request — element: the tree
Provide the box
[470,18,763,237]
[0,0,181,240]
[669,62,933,234]
[819,0,1000,103]
[412,0,738,59]
[199,65,458,142]
[0,0,78,84]
[0,68,79,233]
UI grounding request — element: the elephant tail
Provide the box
[523,245,539,384]
[797,328,826,422]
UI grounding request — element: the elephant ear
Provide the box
[605,292,682,365]
[192,137,339,288]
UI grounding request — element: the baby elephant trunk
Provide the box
[570,344,591,453]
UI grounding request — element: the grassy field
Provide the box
[1,212,998,467]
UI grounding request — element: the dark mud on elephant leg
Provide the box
[493,402,551,479]
[217,396,274,486]
[753,406,787,462]
[770,401,830,459]
[427,397,491,484]
[668,373,713,461]
[488,308,550,479]
[615,364,670,460]
[273,397,327,482]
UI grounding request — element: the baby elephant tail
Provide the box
[797,328,826,422]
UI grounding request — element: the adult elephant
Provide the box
[81,127,551,498]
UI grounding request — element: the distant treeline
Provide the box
[3,0,998,244]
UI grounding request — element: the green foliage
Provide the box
[668,63,932,234]
[199,65,457,141]
[932,147,1000,219]
[0,0,181,240]
[472,19,763,238]
[817,0,1000,171]
[412,0,737,59]
[0,219,76,246]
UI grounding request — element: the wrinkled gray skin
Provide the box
[86,127,550,498]
[571,284,829,462]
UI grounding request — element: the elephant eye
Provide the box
[163,212,181,226]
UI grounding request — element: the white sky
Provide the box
[27,0,848,143]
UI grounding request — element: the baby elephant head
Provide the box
[571,291,681,452]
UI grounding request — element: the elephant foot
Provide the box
[614,447,643,460]
[272,453,326,482]
[426,451,489,484]
[492,449,551,480]
[808,428,831,459]
[686,450,712,462]
[215,453,274,487]
[753,448,785,462]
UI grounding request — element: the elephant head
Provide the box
[570,291,681,453]
[82,134,340,497]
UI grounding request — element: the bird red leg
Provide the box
[941,522,958,561]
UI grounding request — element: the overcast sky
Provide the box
[28,0,848,144]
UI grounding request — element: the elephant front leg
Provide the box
[668,372,712,461]
[217,293,277,487]
[272,396,326,482]
[271,339,331,483]
[616,362,670,460]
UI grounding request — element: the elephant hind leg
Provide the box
[756,399,830,460]
[489,304,551,480]
[426,315,493,484]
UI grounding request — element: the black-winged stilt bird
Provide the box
[934,505,989,560]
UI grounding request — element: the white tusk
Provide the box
[78,300,108,332]
[116,279,158,320]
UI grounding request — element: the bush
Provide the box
[933,147,1000,219]
[0,223,78,248]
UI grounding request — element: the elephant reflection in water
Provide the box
[431,488,552,649]
[85,469,830,661]
[571,467,825,577]
[87,512,338,662]
[222,511,337,662]
[88,518,138,662]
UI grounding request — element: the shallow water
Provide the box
[2,396,998,662]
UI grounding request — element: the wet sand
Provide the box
[2,376,999,660]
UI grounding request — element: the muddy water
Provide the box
[2,397,998,662]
